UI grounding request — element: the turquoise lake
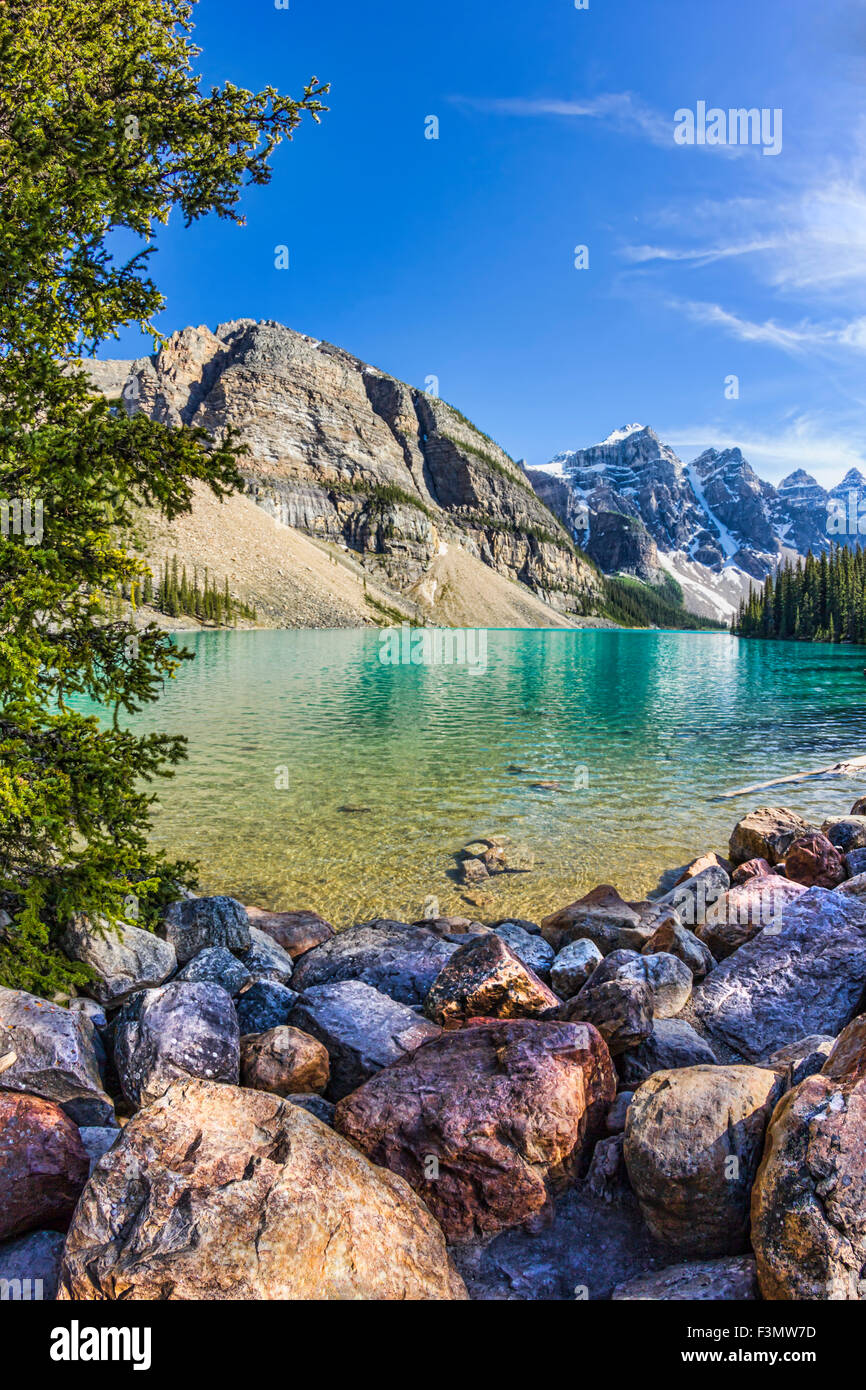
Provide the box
[101,628,866,927]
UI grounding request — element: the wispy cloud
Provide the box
[671,299,866,355]
[451,92,676,150]
[624,240,779,267]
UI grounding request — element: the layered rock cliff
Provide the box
[85,321,601,620]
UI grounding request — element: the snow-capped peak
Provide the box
[601,423,646,446]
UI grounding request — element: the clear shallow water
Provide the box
[81,629,866,927]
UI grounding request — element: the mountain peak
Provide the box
[601,423,648,446]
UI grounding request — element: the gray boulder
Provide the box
[60,916,176,1006]
[613,1256,758,1301]
[286,1093,336,1126]
[235,980,299,1034]
[760,1034,835,1086]
[290,920,456,1006]
[659,865,730,929]
[177,946,252,995]
[160,896,250,964]
[845,848,866,877]
[550,938,604,998]
[619,1019,718,1087]
[0,988,113,1126]
[694,887,866,1060]
[242,927,295,984]
[78,1125,120,1176]
[114,981,240,1108]
[0,1229,66,1301]
[822,816,866,853]
[493,922,555,980]
[288,980,441,1101]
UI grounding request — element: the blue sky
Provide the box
[110,0,866,485]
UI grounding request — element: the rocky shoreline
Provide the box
[3,801,866,1300]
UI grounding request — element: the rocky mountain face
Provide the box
[85,321,601,619]
[527,425,859,622]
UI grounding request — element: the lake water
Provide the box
[100,628,866,927]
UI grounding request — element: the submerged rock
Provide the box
[58,1079,465,1301]
[334,1018,615,1243]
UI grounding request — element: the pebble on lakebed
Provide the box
[3,799,866,1301]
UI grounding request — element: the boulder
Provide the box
[176,945,252,995]
[660,864,730,928]
[850,797,866,816]
[822,1013,866,1083]
[235,980,299,1034]
[245,906,334,959]
[550,938,604,998]
[423,934,559,1027]
[618,1019,718,1087]
[613,1256,758,1301]
[241,927,295,985]
[822,815,866,854]
[624,1065,785,1256]
[592,951,693,1020]
[68,997,108,1033]
[673,852,732,885]
[161,895,250,964]
[334,1019,616,1242]
[114,981,240,1108]
[694,887,866,1061]
[835,870,866,899]
[761,1035,835,1087]
[58,1079,465,1301]
[751,1024,866,1299]
[844,848,866,878]
[240,1026,330,1096]
[60,915,177,1005]
[606,1091,634,1135]
[694,878,806,960]
[493,922,555,980]
[78,1125,120,1176]
[0,1092,89,1241]
[731,857,773,886]
[540,885,656,955]
[729,806,816,865]
[290,919,455,1006]
[784,833,846,888]
[286,1093,336,1126]
[641,918,714,981]
[0,1229,66,1301]
[288,980,441,1101]
[0,988,113,1125]
[560,978,653,1056]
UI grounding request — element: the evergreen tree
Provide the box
[0,0,326,992]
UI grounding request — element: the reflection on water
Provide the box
[77,629,866,926]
